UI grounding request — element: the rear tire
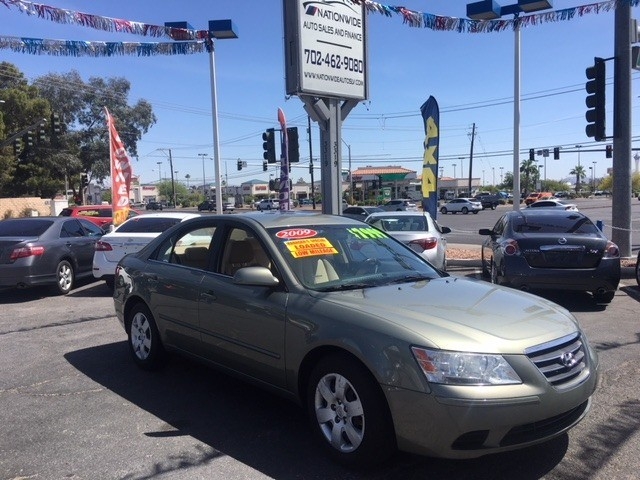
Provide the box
[440,207,447,214]
[462,207,469,214]
[52,260,74,295]
[593,291,615,304]
[307,353,396,467]
[127,303,165,370]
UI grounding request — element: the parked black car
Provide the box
[0,216,104,294]
[479,209,620,303]
[197,200,215,212]
[145,201,163,211]
[473,194,503,210]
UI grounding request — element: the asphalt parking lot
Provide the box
[1,267,639,479]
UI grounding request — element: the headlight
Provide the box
[411,347,522,385]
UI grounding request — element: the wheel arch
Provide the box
[122,295,149,335]
[297,346,389,410]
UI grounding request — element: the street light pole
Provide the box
[156,161,162,183]
[165,20,237,214]
[467,1,553,211]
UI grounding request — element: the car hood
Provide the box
[309,276,579,353]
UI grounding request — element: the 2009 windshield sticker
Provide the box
[285,238,338,258]
[276,228,318,240]
[348,227,387,239]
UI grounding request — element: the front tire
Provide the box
[127,303,165,370]
[52,260,74,295]
[307,353,395,467]
[635,254,640,287]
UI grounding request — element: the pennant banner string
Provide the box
[0,0,637,43]
[0,35,209,57]
[348,0,640,32]
[0,0,207,40]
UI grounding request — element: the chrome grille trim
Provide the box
[525,333,587,387]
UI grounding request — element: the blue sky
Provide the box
[1,0,638,188]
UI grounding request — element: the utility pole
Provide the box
[307,115,316,209]
[468,123,475,195]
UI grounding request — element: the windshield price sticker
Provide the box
[285,238,338,258]
[348,227,387,240]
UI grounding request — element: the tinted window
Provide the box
[0,219,53,236]
[117,217,182,233]
[61,220,86,237]
[513,215,599,234]
[78,219,104,236]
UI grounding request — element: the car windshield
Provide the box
[513,215,599,234]
[267,223,440,291]
[115,217,182,233]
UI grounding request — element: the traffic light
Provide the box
[13,138,22,156]
[262,160,268,172]
[529,148,535,161]
[262,128,276,163]
[237,159,243,171]
[80,173,88,190]
[553,147,560,160]
[51,112,61,135]
[38,123,47,142]
[585,57,606,141]
[606,144,612,158]
[286,127,299,163]
[268,179,276,191]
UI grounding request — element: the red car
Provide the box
[59,205,140,230]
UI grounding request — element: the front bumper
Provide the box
[384,361,597,459]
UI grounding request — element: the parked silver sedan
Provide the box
[113,212,598,467]
[364,211,450,270]
[526,198,579,211]
[440,197,482,214]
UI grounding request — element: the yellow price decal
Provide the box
[285,238,338,258]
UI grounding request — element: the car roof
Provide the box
[366,211,429,218]
[506,209,585,219]
[180,211,358,229]
[134,212,201,220]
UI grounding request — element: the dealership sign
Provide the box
[284,0,368,100]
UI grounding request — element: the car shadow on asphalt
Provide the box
[0,279,112,303]
[65,342,571,480]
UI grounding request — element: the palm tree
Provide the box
[520,158,539,196]
[185,173,190,188]
[569,165,587,194]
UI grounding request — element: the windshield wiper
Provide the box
[385,273,435,285]
[315,282,375,292]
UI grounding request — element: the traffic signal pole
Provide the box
[612,3,632,256]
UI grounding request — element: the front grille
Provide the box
[525,333,587,387]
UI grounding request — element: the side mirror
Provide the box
[478,228,493,236]
[233,266,279,287]
[440,226,452,234]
